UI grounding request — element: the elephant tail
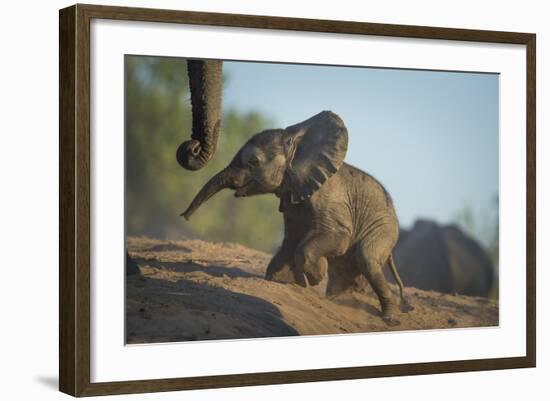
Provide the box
[388,254,414,312]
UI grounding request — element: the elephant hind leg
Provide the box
[355,240,400,325]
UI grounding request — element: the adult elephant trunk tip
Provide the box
[176,139,202,171]
[176,128,218,171]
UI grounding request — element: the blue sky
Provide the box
[222,61,499,233]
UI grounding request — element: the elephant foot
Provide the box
[304,270,324,286]
[266,265,306,287]
[302,258,327,287]
[382,315,401,327]
[380,300,401,326]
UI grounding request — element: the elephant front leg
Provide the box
[266,246,306,287]
[295,232,350,286]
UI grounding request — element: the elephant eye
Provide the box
[248,157,260,168]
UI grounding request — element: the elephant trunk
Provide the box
[176,60,223,171]
[181,168,239,220]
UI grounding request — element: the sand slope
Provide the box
[126,237,498,344]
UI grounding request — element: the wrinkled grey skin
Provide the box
[176,60,223,171]
[182,111,410,323]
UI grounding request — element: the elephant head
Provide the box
[182,111,348,220]
[176,60,223,171]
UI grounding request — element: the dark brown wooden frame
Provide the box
[59,3,536,397]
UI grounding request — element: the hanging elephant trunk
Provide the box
[176,60,223,171]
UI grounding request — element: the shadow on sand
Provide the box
[126,271,299,344]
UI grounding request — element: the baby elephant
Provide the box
[183,111,410,323]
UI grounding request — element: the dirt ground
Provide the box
[126,236,499,344]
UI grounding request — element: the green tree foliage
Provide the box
[125,56,282,252]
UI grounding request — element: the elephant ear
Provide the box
[283,111,348,203]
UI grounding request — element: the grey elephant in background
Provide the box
[182,111,411,323]
[393,220,495,297]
